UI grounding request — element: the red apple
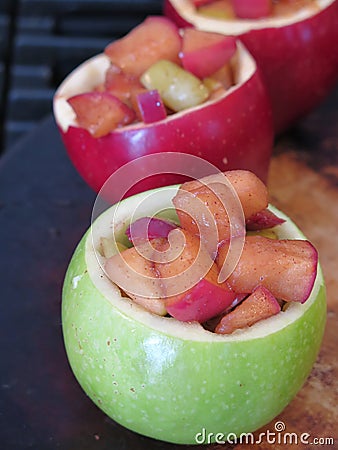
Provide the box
[180,28,237,78]
[165,0,338,133]
[54,39,273,195]
[215,285,281,334]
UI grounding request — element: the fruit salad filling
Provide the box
[67,16,238,138]
[193,0,319,20]
[102,170,318,335]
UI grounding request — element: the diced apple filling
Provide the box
[103,170,318,334]
[194,0,319,20]
[67,16,237,137]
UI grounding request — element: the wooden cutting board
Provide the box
[229,116,338,448]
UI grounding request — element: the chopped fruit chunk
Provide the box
[140,60,210,112]
[180,28,237,79]
[104,64,144,105]
[105,245,167,316]
[155,229,236,322]
[173,170,267,241]
[104,16,181,77]
[125,217,177,245]
[215,285,281,334]
[207,62,234,90]
[133,90,167,123]
[165,277,236,323]
[246,208,286,231]
[197,0,236,19]
[217,235,318,303]
[231,0,272,19]
[67,92,135,137]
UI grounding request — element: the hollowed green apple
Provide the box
[62,185,326,445]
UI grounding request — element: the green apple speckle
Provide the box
[62,186,326,444]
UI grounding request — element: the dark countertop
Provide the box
[0,83,337,449]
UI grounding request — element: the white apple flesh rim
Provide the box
[62,184,326,444]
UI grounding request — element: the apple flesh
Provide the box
[67,92,135,138]
[140,59,210,112]
[180,27,237,78]
[165,0,338,133]
[217,235,318,303]
[62,186,326,444]
[105,245,167,316]
[172,170,268,240]
[246,208,286,230]
[152,228,236,322]
[103,64,144,106]
[232,0,272,19]
[215,285,281,334]
[104,16,182,77]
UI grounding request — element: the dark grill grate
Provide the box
[0,0,163,153]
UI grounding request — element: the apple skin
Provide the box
[62,186,326,444]
[165,0,338,133]
[54,43,273,195]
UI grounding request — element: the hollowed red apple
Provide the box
[165,0,338,133]
[53,37,273,196]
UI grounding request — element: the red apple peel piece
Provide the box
[67,92,135,138]
[231,0,272,19]
[133,90,167,124]
[165,277,236,323]
[246,208,286,231]
[125,217,177,245]
[215,285,280,334]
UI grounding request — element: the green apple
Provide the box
[62,185,326,445]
